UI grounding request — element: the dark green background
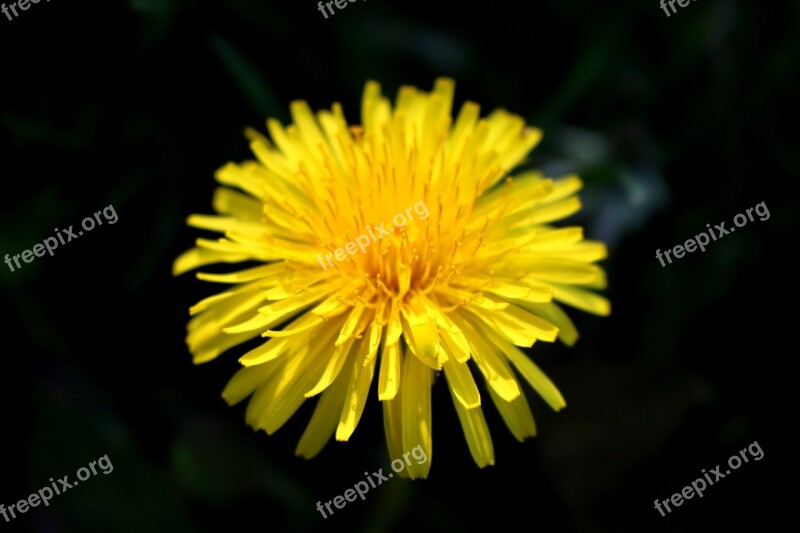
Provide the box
[1,0,795,531]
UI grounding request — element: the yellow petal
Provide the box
[521,260,600,284]
[336,302,366,346]
[238,335,291,366]
[296,349,356,459]
[173,247,249,276]
[222,360,279,405]
[196,262,288,284]
[549,283,611,316]
[487,386,536,442]
[446,385,494,468]
[522,196,582,226]
[257,323,340,433]
[484,279,554,302]
[540,174,582,204]
[262,315,325,337]
[467,303,558,347]
[512,300,579,346]
[382,393,407,478]
[258,283,340,317]
[400,299,441,370]
[384,299,403,345]
[305,337,357,398]
[439,326,470,363]
[212,186,263,219]
[450,313,521,402]
[485,328,566,411]
[191,329,263,365]
[442,354,481,409]
[336,340,377,441]
[401,353,433,479]
[362,322,383,366]
[377,339,402,401]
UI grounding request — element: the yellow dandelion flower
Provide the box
[173,79,610,478]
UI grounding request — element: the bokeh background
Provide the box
[1,0,796,531]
